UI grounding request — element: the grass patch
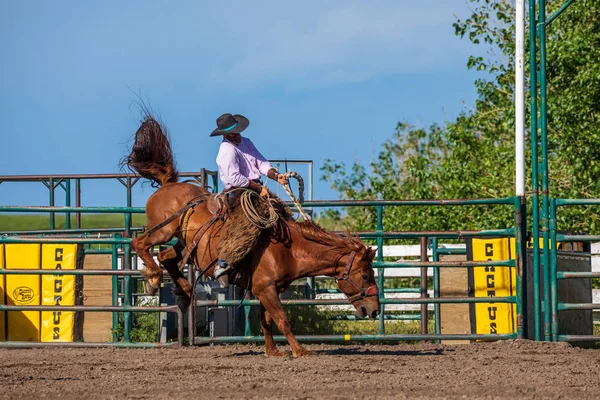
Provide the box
[0,214,146,231]
[113,297,160,343]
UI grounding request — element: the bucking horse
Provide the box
[123,113,380,357]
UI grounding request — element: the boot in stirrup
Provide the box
[214,260,233,287]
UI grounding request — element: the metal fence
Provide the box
[550,199,600,343]
[1,194,525,346]
[0,235,183,348]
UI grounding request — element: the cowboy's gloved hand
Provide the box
[259,185,270,198]
[277,174,289,185]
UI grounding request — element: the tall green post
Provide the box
[529,0,541,342]
[538,0,553,343]
[530,0,578,341]
[376,205,384,335]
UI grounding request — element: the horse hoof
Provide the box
[293,349,316,358]
[143,281,159,296]
[176,295,191,313]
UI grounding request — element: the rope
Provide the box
[282,171,311,221]
[239,190,280,229]
[236,170,311,228]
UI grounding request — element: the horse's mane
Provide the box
[293,220,367,256]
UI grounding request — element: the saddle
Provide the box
[206,193,226,217]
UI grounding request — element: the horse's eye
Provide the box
[362,274,368,281]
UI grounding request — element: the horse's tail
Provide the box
[122,114,179,187]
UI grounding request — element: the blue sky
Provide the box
[1,0,483,208]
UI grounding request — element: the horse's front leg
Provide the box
[259,303,289,357]
[255,287,315,358]
[131,219,179,295]
[131,234,164,295]
[158,246,193,313]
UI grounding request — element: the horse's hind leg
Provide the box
[158,245,193,313]
[131,226,176,295]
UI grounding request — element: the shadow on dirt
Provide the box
[316,347,444,357]
[229,346,444,357]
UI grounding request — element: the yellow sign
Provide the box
[5,244,41,341]
[1,243,79,342]
[41,245,76,342]
[471,238,517,335]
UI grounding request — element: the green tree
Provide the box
[321,0,600,234]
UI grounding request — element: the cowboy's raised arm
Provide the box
[248,139,289,186]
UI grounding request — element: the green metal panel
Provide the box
[531,0,583,342]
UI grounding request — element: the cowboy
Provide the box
[210,113,289,287]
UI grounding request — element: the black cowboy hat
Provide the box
[210,113,250,137]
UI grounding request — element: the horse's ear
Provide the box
[367,247,377,261]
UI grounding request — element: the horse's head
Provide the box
[334,247,380,319]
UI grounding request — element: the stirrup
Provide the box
[214,261,232,287]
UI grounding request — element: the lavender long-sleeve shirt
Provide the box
[216,137,273,189]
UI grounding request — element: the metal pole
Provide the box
[515,0,526,197]
[244,291,252,336]
[125,176,132,238]
[308,162,315,296]
[188,266,196,345]
[75,178,81,229]
[212,174,218,192]
[123,242,132,343]
[65,179,71,229]
[545,0,576,27]
[539,0,552,342]
[112,240,119,342]
[177,308,184,346]
[308,161,313,202]
[432,238,441,338]
[49,177,55,230]
[529,0,541,342]
[376,205,385,335]
[515,196,525,339]
[420,236,429,336]
[550,198,558,341]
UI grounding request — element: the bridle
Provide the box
[335,251,379,303]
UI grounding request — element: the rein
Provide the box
[335,251,378,303]
[178,215,220,269]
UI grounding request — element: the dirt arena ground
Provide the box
[1,340,600,399]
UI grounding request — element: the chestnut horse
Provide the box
[124,115,380,357]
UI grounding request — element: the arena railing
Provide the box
[0,195,526,346]
[550,198,600,343]
[0,170,218,233]
[193,196,526,345]
[0,234,183,348]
